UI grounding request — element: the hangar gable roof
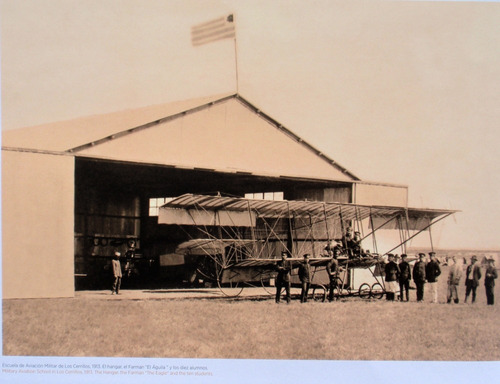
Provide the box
[2,93,358,182]
[2,93,231,153]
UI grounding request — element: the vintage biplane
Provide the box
[158,193,456,300]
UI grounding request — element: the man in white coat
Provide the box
[447,256,462,304]
[111,251,123,295]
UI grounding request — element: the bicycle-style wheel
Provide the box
[370,282,385,299]
[358,283,371,299]
[312,285,327,302]
[216,264,244,297]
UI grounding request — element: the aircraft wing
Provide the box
[159,193,457,231]
[231,257,332,269]
[175,238,256,255]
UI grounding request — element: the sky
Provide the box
[1,0,499,250]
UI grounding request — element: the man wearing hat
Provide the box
[484,257,498,305]
[384,254,400,301]
[326,248,341,302]
[465,255,482,303]
[398,254,412,302]
[275,251,292,303]
[111,251,122,295]
[426,252,441,303]
[447,256,462,304]
[298,254,311,303]
[413,253,427,302]
[350,231,363,258]
[342,227,354,257]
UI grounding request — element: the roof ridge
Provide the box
[66,92,359,181]
[67,93,237,153]
[233,94,360,181]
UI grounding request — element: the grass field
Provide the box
[3,266,500,361]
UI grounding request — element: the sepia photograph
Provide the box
[1,0,499,383]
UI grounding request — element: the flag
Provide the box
[191,14,235,46]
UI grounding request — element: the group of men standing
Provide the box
[462,254,498,305]
[275,249,499,305]
[275,251,312,303]
[384,253,414,301]
[111,244,498,305]
[385,251,498,305]
[275,247,346,304]
[411,252,441,302]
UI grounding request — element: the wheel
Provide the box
[217,279,244,297]
[330,277,346,300]
[358,283,371,299]
[215,262,244,297]
[370,282,385,299]
[312,285,326,302]
[260,272,278,295]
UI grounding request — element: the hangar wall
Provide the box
[289,186,352,204]
[353,182,408,207]
[2,150,75,298]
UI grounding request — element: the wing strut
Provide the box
[383,212,454,256]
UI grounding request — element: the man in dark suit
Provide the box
[484,257,498,305]
[326,248,341,302]
[298,254,311,303]
[465,255,482,303]
[275,251,292,303]
[398,254,412,301]
[413,253,427,302]
[384,254,400,301]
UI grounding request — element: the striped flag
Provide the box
[191,14,235,46]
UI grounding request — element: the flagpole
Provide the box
[233,15,239,94]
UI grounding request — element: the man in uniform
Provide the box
[398,254,412,301]
[298,254,311,303]
[326,248,341,302]
[425,252,441,303]
[484,257,498,305]
[465,255,482,303]
[275,251,292,303]
[413,253,427,302]
[384,254,400,301]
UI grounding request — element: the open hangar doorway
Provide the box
[73,157,351,290]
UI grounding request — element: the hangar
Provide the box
[2,93,409,299]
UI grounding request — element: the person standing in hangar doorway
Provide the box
[124,239,137,279]
[111,251,123,295]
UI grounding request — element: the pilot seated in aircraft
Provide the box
[341,227,353,249]
[323,241,343,256]
[346,231,364,259]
